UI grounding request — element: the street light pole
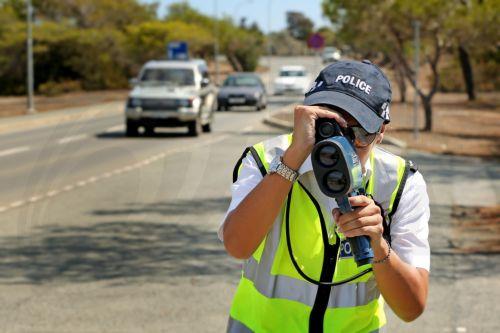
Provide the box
[267,0,272,94]
[26,0,36,114]
[213,0,220,85]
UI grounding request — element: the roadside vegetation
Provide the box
[322,0,499,131]
[0,0,266,95]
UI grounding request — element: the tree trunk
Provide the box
[226,53,243,72]
[395,65,407,103]
[421,95,433,131]
[458,45,475,101]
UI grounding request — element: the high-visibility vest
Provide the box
[227,134,415,333]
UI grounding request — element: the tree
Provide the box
[32,0,157,30]
[286,11,313,41]
[323,0,459,131]
[165,2,264,71]
[447,0,500,100]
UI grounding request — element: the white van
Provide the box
[125,60,217,136]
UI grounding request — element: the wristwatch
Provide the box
[269,155,299,183]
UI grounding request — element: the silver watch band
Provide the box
[271,156,299,182]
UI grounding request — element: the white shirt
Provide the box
[219,153,430,271]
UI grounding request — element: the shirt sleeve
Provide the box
[389,171,431,271]
[218,154,263,242]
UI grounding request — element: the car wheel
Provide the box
[218,105,226,111]
[188,119,201,137]
[126,120,139,137]
[144,126,155,136]
[202,122,211,133]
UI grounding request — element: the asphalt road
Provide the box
[0,95,301,332]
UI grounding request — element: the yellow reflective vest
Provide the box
[227,134,413,333]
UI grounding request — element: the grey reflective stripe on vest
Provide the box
[227,317,253,333]
[244,256,380,308]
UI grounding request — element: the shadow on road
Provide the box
[93,197,230,216]
[0,197,237,285]
[0,221,237,285]
[95,131,194,139]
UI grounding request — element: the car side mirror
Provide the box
[201,78,210,88]
[129,78,139,87]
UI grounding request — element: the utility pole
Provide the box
[412,20,420,139]
[267,0,272,94]
[213,0,220,85]
[26,0,36,114]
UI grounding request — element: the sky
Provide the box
[141,0,332,33]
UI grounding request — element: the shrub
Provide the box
[38,80,82,96]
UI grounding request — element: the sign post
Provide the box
[167,41,189,61]
[307,33,325,74]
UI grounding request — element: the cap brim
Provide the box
[304,90,383,133]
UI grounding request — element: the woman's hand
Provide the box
[332,195,383,245]
[283,105,347,170]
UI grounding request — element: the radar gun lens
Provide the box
[325,171,347,193]
[318,145,339,167]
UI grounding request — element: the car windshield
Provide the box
[140,68,195,86]
[279,70,305,77]
[223,76,261,87]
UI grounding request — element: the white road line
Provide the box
[63,185,74,191]
[46,190,59,197]
[0,132,234,214]
[57,134,88,144]
[0,146,30,157]
[10,201,25,208]
[28,196,42,203]
[105,125,125,133]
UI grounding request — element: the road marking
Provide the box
[105,125,125,133]
[28,196,42,203]
[57,134,88,144]
[0,146,30,157]
[456,328,467,333]
[87,176,98,183]
[0,132,234,214]
[10,201,25,208]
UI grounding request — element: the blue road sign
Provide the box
[167,41,189,60]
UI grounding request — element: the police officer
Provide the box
[219,60,430,332]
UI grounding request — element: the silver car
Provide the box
[125,60,217,137]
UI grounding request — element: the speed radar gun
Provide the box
[311,119,374,266]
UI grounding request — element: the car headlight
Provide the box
[253,92,260,98]
[128,98,141,107]
[192,97,201,108]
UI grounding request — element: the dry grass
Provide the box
[0,90,129,117]
[386,92,500,158]
[451,205,500,254]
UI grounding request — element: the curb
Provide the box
[263,112,408,149]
